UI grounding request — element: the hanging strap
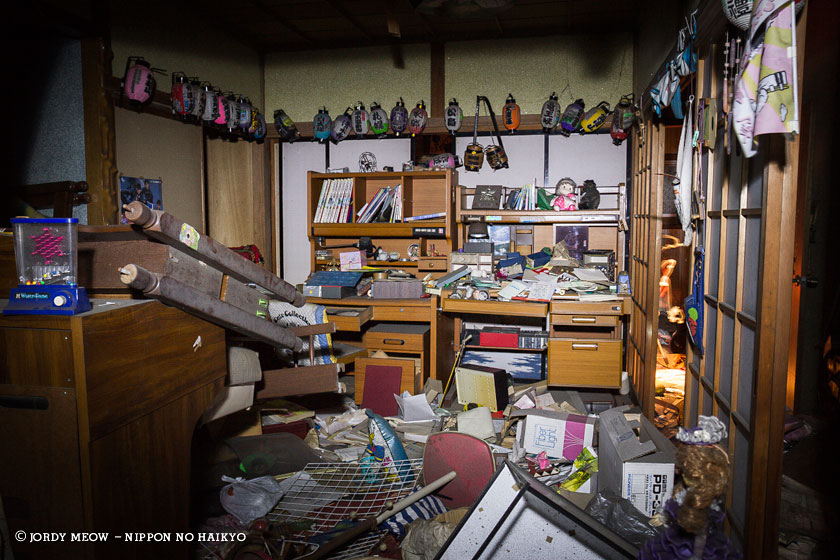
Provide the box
[477,96,506,154]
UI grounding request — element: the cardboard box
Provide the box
[599,405,675,517]
[514,409,596,461]
[339,250,367,271]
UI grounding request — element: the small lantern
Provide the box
[123,57,156,105]
[390,98,409,137]
[313,107,332,142]
[253,110,267,140]
[226,95,240,132]
[369,102,389,137]
[579,101,611,134]
[408,100,428,137]
[540,92,561,133]
[444,98,463,134]
[170,72,193,116]
[503,93,521,133]
[610,94,636,146]
[352,102,369,136]
[201,84,219,123]
[213,88,228,126]
[273,109,299,141]
[331,107,353,143]
[237,96,253,131]
[189,79,205,121]
[558,99,586,137]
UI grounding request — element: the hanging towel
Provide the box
[674,96,695,246]
[732,0,799,158]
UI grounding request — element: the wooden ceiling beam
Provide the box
[246,0,317,46]
[325,0,376,42]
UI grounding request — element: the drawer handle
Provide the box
[571,317,597,323]
[571,343,599,351]
[428,262,436,268]
[382,338,406,345]
[0,395,49,410]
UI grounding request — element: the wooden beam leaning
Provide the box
[119,264,303,352]
[123,201,306,307]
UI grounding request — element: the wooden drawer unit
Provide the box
[354,356,421,404]
[547,339,622,388]
[417,256,448,272]
[363,323,430,352]
[325,306,372,332]
[372,304,430,322]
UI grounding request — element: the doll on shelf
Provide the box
[552,177,578,211]
[639,416,741,560]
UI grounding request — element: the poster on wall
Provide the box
[119,176,163,223]
[553,225,589,262]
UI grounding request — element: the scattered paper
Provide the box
[395,391,437,421]
[497,280,527,300]
[527,282,555,301]
[573,268,609,282]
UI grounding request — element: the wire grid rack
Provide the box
[265,458,424,560]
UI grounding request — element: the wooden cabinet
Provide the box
[547,298,629,388]
[0,299,226,559]
[307,170,457,272]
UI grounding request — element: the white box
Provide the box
[339,251,366,271]
[599,405,675,517]
[514,409,596,461]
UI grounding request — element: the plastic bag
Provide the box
[219,475,285,523]
[583,489,659,547]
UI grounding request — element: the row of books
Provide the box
[314,178,355,223]
[357,184,403,223]
[508,183,538,211]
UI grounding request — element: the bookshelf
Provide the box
[307,170,457,274]
[454,184,627,277]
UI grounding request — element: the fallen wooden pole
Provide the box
[120,263,303,351]
[123,201,306,307]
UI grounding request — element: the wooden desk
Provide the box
[439,296,631,389]
[0,299,226,559]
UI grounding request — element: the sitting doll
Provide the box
[639,416,741,560]
[552,177,577,211]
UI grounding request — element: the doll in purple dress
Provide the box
[639,416,741,560]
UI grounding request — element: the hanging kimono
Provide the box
[674,96,695,245]
[732,0,799,158]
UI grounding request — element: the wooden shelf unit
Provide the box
[307,170,457,273]
[454,184,627,278]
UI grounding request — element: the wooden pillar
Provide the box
[81,37,119,225]
[430,42,445,118]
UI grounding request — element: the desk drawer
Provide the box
[550,314,619,328]
[417,257,448,272]
[373,305,429,322]
[354,357,420,404]
[325,306,372,332]
[363,325,429,352]
[547,339,621,388]
[550,300,626,315]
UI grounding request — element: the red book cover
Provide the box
[479,330,519,348]
[361,365,402,417]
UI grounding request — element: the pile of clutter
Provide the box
[197,371,742,560]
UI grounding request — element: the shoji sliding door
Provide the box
[627,120,663,419]
[683,43,799,559]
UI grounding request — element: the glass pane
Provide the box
[704,304,718,382]
[688,373,699,426]
[704,305,718,382]
[728,151,743,210]
[716,410,731,449]
[737,324,756,418]
[747,149,764,208]
[719,313,735,402]
[711,126,726,212]
[703,386,713,416]
[723,217,740,306]
[732,426,750,530]
[741,216,761,318]
[708,218,721,295]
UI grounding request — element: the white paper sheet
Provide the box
[572,268,609,282]
[394,391,437,421]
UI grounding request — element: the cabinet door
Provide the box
[547,339,622,388]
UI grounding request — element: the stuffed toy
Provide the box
[552,177,577,211]
[639,416,741,559]
[578,179,601,210]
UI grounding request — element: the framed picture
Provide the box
[554,225,589,261]
[120,176,163,223]
[471,185,503,209]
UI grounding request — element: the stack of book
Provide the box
[357,184,403,223]
[506,183,537,211]
[314,177,355,223]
